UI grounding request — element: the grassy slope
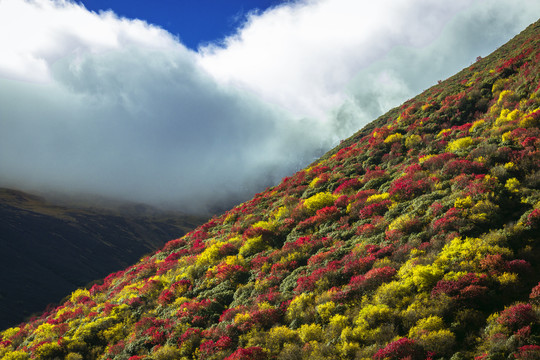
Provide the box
[0,188,207,329]
[1,19,539,360]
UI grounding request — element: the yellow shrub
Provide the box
[303,192,337,214]
[501,131,513,143]
[70,288,91,303]
[239,235,269,257]
[419,154,434,163]
[446,137,473,152]
[152,345,182,360]
[469,200,499,223]
[422,103,433,111]
[497,272,518,285]
[266,326,298,352]
[384,133,403,144]
[454,196,473,209]
[273,206,289,220]
[443,271,468,281]
[435,236,512,272]
[418,329,456,355]
[496,108,521,126]
[234,312,251,324]
[409,316,445,338]
[497,90,514,105]
[224,212,237,224]
[34,342,62,359]
[492,78,508,93]
[316,301,336,323]
[366,192,390,204]
[410,265,444,291]
[388,214,414,231]
[196,241,226,266]
[437,129,451,138]
[286,293,315,323]
[504,162,515,169]
[469,119,485,133]
[298,323,323,342]
[66,353,84,360]
[34,323,56,343]
[2,327,20,340]
[520,108,540,128]
[309,176,322,188]
[355,304,392,329]
[505,178,520,193]
[102,322,124,343]
[329,314,349,332]
[405,134,422,148]
[337,341,361,358]
[373,280,413,308]
[2,351,30,360]
[408,316,455,354]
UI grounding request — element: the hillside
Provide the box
[1,19,540,360]
[0,188,207,329]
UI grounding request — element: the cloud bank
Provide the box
[0,0,539,212]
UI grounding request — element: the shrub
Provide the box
[514,345,540,360]
[447,137,474,152]
[530,282,540,304]
[266,326,298,352]
[303,192,338,214]
[373,338,425,360]
[225,347,267,360]
[298,323,324,343]
[497,304,537,331]
[239,236,269,257]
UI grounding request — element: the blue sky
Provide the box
[79,0,283,49]
[0,0,539,212]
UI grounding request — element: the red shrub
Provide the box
[432,273,489,302]
[359,200,392,219]
[526,208,540,228]
[342,254,376,276]
[506,259,531,274]
[225,347,267,360]
[443,159,486,176]
[373,338,425,360]
[348,266,397,294]
[432,207,465,233]
[497,304,537,331]
[220,306,248,323]
[530,282,540,304]
[334,178,362,194]
[422,153,456,171]
[514,345,540,360]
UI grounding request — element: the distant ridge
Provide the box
[0,188,207,329]
[1,19,539,360]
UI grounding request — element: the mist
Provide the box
[0,0,539,213]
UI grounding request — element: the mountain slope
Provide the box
[1,19,540,360]
[0,188,207,329]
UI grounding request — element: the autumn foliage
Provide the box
[2,18,540,360]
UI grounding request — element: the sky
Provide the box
[0,0,539,213]
[79,0,285,50]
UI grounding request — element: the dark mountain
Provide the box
[1,19,539,360]
[0,188,207,329]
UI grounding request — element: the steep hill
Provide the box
[0,188,207,329]
[1,19,540,360]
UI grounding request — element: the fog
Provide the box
[0,0,538,213]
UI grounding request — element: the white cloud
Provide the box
[0,0,539,212]
[199,0,540,131]
[198,0,474,121]
[0,0,176,82]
